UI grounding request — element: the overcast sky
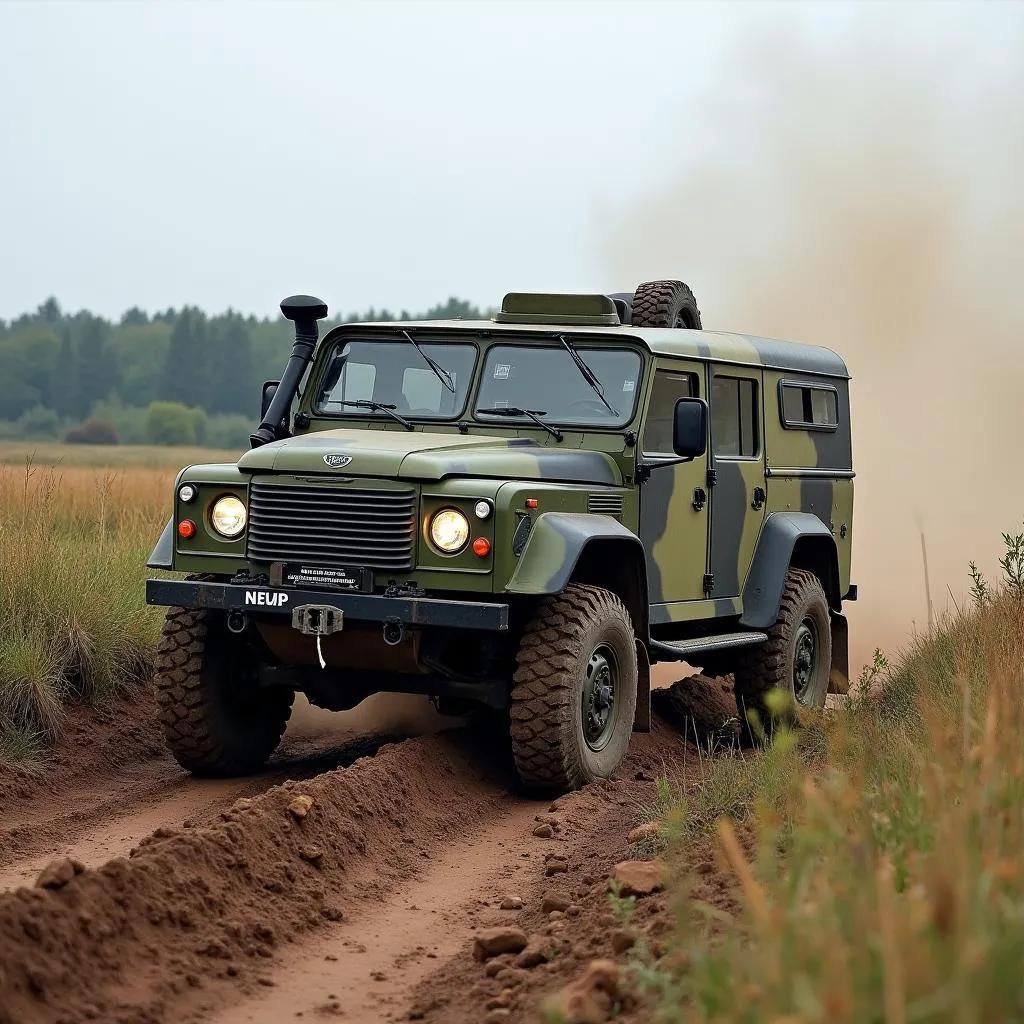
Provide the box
[0,0,1012,322]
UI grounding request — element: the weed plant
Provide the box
[628,531,1024,1023]
[0,460,175,762]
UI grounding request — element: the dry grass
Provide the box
[0,440,240,468]
[631,551,1024,1022]
[0,459,194,762]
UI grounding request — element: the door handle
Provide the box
[692,486,707,512]
[751,486,766,510]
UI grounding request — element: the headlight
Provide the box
[429,508,470,553]
[210,495,247,538]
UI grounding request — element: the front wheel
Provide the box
[509,584,638,793]
[153,606,294,776]
[731,568,831,744]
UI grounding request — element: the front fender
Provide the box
[147,517,175,570]
[505,512,645,596]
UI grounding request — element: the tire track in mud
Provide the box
[0,673,725,1024]
[0,694,456,892]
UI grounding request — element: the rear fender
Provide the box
[740,512,841,629]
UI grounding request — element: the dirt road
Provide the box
[0,669,726,1024]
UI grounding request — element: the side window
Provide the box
[641,370,696,455]
[711,375,759,457]
[779,381,839,430]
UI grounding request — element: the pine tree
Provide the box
[209,317,257,416]
[50,326,76,418]
[160,308,209,409]
[74,318,116,418]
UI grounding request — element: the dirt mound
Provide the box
[0,691,164,829]
[651,674,740,746]
[0,730,509,1024]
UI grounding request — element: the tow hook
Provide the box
[292,605,344,636]
[292,605,344,671]
[382,617,405,646]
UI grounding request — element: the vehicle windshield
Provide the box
[474,344,643,427]
[314,339,476,419]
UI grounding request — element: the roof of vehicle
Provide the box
[325,319,850,381]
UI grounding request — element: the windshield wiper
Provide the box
[336,399,414,431]
[478,406,563,442]
[557,334,618,417]
[402,330,455,393]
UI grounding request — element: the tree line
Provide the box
[0,296,489,447]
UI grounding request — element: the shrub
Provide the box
[16,405,62,440]
[64,417,119,445]
[204,413,252,451]
[145,401,203,446]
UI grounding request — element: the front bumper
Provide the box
[146,579,509,631]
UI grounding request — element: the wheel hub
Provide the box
[793,619,817,701]
[582,645,618,751]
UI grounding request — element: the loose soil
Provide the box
[0,673,736,1024]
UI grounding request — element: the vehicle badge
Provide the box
[323,454,353,469]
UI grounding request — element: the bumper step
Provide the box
[648,631,768,661]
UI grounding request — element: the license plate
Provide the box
[281,564,372,592]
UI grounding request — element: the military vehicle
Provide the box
[146,280,856,793]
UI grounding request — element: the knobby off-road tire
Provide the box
[731,568,831,745]
[631,280,703,329]
[510,584,638,793]
[154,605,294,777]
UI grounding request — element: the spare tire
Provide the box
[630,280,702,329]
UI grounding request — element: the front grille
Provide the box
[588,493,624,518]
[247,481,417,571]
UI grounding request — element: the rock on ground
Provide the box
[472,927,529,961]
[547,959,634,1024]
[611,860,665,897]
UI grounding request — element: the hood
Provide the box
[236,428,622,486]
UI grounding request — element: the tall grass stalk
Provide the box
[640,539,1024,1023]
[0,461,173,748]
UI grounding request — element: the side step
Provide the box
[648,631,768,662]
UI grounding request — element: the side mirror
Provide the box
[260,381,281,421]
[673,397,708,459]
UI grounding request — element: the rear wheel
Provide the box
[509,584,638,793]
[153,606,294,776]
[731,568,831,744]
[630,280,702,329]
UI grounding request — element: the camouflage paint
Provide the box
[637,357,710,605]
[505,512,645,595]
[157,314,854,646]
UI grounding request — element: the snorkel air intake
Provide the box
[249,294,328,449]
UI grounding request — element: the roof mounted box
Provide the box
[492,292,622,326]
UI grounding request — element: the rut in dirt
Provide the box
[0,691,458,891]
[0,674,734,1024]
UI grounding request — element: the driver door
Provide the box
[638,362,710,608]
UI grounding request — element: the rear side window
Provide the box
[642,370,697,455]
[780,381,839,430]
[712,375,759,457]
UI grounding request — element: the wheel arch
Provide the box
[740,512,841,630]
[505,512,649,638]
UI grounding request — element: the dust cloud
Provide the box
[600,9,1024,672]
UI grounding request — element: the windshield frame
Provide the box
[471,340,646,430]
[309,334,480,422]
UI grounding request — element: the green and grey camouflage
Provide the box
[146,280,855,792]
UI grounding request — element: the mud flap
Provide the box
[828,611,850,694]
[633,639,651,732]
